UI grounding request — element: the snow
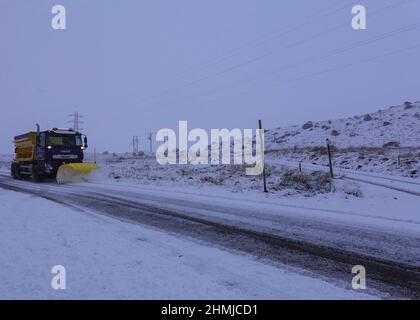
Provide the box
[84,176,420,236]
[0,100,419,299]
[0,189,376,299]
[93,152,420,235]
[0,155,12,172]
[103,155,340,198]
[266,101,420,149]
[267,148,420,179]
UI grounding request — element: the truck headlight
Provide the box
[47,146,52,150]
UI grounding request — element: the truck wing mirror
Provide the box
[84,136,88,149]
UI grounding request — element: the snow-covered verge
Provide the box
[0,155,12,172]
[0,189,375,299]
[266,101,420,149]
[102,155,360,198]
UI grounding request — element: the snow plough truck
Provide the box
[11,125,99,184]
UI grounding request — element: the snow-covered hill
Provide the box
[266,101,420,149]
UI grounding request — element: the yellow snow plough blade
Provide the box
[56,163,100,184]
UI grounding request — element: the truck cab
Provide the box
[12,127,88,182]
[37,128,87,177]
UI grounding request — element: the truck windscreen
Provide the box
[47,135,82,147]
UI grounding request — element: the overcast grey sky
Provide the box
[0,0,419,153]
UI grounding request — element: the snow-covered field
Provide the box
[102,148,363,197]
[101,151,419,201]
[104,156,337,197]
[0,189,375,299]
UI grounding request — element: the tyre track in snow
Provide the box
[82,187,420,267]
[0,176,419,299]
[343,176,420,197]
[342,170,420,187]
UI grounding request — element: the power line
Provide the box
[121,0,415,109]
[208,42,420,103]
[117,0,358,108]
[168,0,358,81]
[161,20,420,106]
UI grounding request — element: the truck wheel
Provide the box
[11,163,20,179]
[31,164,44,183]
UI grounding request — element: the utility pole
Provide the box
[147,132,153,153]
[132,136,139,154]
[67,111,84,132]
[259,120,268,193]
[326,138,334,179]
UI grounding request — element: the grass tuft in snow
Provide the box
[273,169,331,195]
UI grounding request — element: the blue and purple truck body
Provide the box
[11,127,88,182]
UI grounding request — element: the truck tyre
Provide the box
[11,163,18,179]
[10,163,17,179]
[31,164,44,183]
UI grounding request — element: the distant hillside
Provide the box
[266,101,420,150]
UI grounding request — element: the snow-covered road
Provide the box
[0,172,419,299]
[2,189,377,300]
